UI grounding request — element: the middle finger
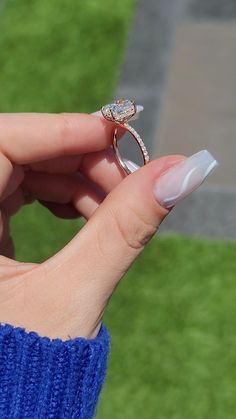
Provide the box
[22,171,106,220]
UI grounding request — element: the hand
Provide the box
[0,112,203,340]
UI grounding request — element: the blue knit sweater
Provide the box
[0,323,109,418]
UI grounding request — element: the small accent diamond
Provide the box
[126,125,150,163]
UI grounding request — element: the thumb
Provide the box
[44,150,217,335]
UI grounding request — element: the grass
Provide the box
[98,236,236,419]
[1,1,236,418]
[0,0,136,113]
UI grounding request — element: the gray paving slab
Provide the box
[116,0,236,238]
[154,21,236,189]
[118,0,186,86]
[116,0,187,155]
[188,0,236,20]
[159,186,236,239]
[153,19,236,238]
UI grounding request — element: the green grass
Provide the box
[98,236,236,419]
[2,1,236,418]
[0,0,135,113]
[11,202,84,262]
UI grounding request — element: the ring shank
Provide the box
[113,124,150,175]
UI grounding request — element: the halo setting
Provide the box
[101,99,136,124]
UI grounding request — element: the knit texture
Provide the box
[0,323,109,418]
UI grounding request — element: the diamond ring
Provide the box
[101,99,150,175]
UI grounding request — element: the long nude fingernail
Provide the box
[154,150,218,208]
[123,158,140,173]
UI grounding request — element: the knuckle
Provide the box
[111,205,157,251]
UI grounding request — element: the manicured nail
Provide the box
[91,105,144,121]
[123,158,140,173]
[154,150,218,208]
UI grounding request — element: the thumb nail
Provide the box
[154,150,218,208]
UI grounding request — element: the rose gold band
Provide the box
[101,99,150,175]
[113,123,150,175]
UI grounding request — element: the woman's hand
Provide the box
[0,112,215,340]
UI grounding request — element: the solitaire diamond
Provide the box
[102,99,136,123]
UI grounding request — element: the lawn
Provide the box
[99,235,236,419]
[1,1,236,418]
[0,0,136,113]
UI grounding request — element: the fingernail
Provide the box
[154,150,219,208]
[123,158,140,173]
[91,104,144,121]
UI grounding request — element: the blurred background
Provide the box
[1,0,236,417]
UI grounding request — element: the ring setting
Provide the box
[101,99,150,174]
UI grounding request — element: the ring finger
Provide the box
[22,171,106,220]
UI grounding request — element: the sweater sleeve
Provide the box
[0,322,110,418]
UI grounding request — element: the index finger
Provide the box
[0,113,115,164]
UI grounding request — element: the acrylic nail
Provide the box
[123,158,140,173]
[154,150,218,208]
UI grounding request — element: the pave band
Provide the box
[101,99,150,174]
[113,122,150,174]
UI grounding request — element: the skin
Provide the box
[0,113,185,340]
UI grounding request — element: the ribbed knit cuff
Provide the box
[0,323,110,418]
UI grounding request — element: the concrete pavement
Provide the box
[116,0,236,238]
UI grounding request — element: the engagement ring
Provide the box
[101,99,150,174]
